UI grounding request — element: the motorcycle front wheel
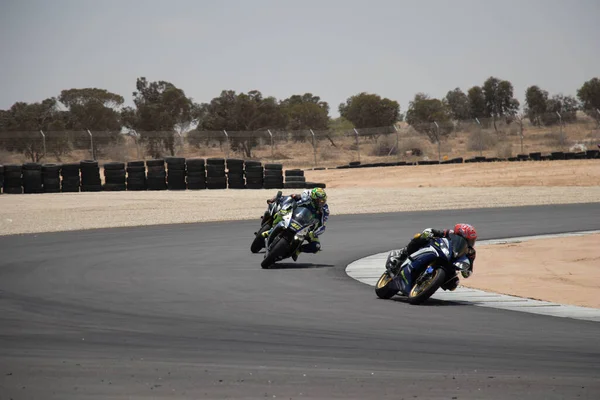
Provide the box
[251,223,271,253]
[261,236,290,269]
[375,271,399,299]
[407,267,446,305]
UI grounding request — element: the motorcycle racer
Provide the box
[387,223,478,291]
[263,187,329,261]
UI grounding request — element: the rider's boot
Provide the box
[441,276,459,291]
[387,248,408,274]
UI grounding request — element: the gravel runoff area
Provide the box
[1,160,599,309]
[1,186,600,236]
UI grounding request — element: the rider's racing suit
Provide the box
[267,189,329,257]
[388,228,476,291]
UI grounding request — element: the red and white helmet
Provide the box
[454,223,477,246]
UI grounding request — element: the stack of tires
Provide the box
[244,161,264,189]
[186,158,206,190]
[22,163,44,194]
[263,164,284,189]
[146,159,167,191]
[103,162,126,191]
[226,159,246,189]
[3,165,23,194]
[165,157,187,190]
[61,163,81,192]
[206,158,227,189]
[284,169,306,189]
[80,160,102,192]
[42,164,61,193]
[126,161,147,191]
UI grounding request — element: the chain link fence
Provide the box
[1,111,599,167]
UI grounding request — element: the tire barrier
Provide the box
[103,162,126,191]
[22,163,44,194]
[126,161,147,191]
[263,163,284,190]
[80,160,102,192]
[61,163,81,192]
[284,169,306,189]
[3,164,22,194]
[206,158,227,189]
[42,164,61,193]
[244,160,264,190]
[165,157,187,191]
[185,158,206,190]
[226,158,246,189]
[146,159,167,191]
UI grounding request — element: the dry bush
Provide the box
[543,131,568,147]
[496,142,513,159]
[467,130,499,151]
[398,137,426,157]
[369,136,398,156]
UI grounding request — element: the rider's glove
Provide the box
[461,269,472,279]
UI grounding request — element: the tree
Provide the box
[280,93,329,131]
[444,88,471,121]
[121,77,199,158]
[58,88,125,157]
[405,93,453,142]
[196,90,286,157]
[577,77,600,124]
[524,85,549,126]
[482,77,520,130]
[338,92,400,129]
[467,86,486,120]
[0,98,70,162]
[542,94,579,125]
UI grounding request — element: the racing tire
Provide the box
[251,223,271,253]
[375,271,399,299]
[261,236,289,269]
[407,267,447,305]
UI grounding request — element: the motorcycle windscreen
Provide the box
[290,207,316,231]
[448,233,469,259]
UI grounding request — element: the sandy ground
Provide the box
[1,159,599,308]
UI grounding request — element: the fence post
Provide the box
[433,122,441,162]
[309,129,317,167]
[556,112,564,150]
[39,130,46,159]
[393,124,400,160]
[596,109,600,128]
[353,128,360,162]
[475,118,482,157]
[223,130,230,159]
[87,130,95,160]
[516,115,524,154]
[267,129,274,160]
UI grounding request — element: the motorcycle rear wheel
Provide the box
[407,267,446,305]
[375,271,399,299]
[261,236,289,269]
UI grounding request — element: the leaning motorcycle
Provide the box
[375,233,472,305]
[260,203,318,269]
[250,191,289,253]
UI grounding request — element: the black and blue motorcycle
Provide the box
[260,201,318,269]
[375,233,472,305]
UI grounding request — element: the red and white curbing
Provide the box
[346,230,600,322]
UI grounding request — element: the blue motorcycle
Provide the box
[260,202,318,269]
[375,233,472,305]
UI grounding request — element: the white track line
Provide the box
[346,230,600,322]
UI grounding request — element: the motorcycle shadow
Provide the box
[389,296,469,307]
[267,262,335,270]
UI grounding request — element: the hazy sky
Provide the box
[1,0,598,116]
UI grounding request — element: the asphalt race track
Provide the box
[1,203,600,399]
